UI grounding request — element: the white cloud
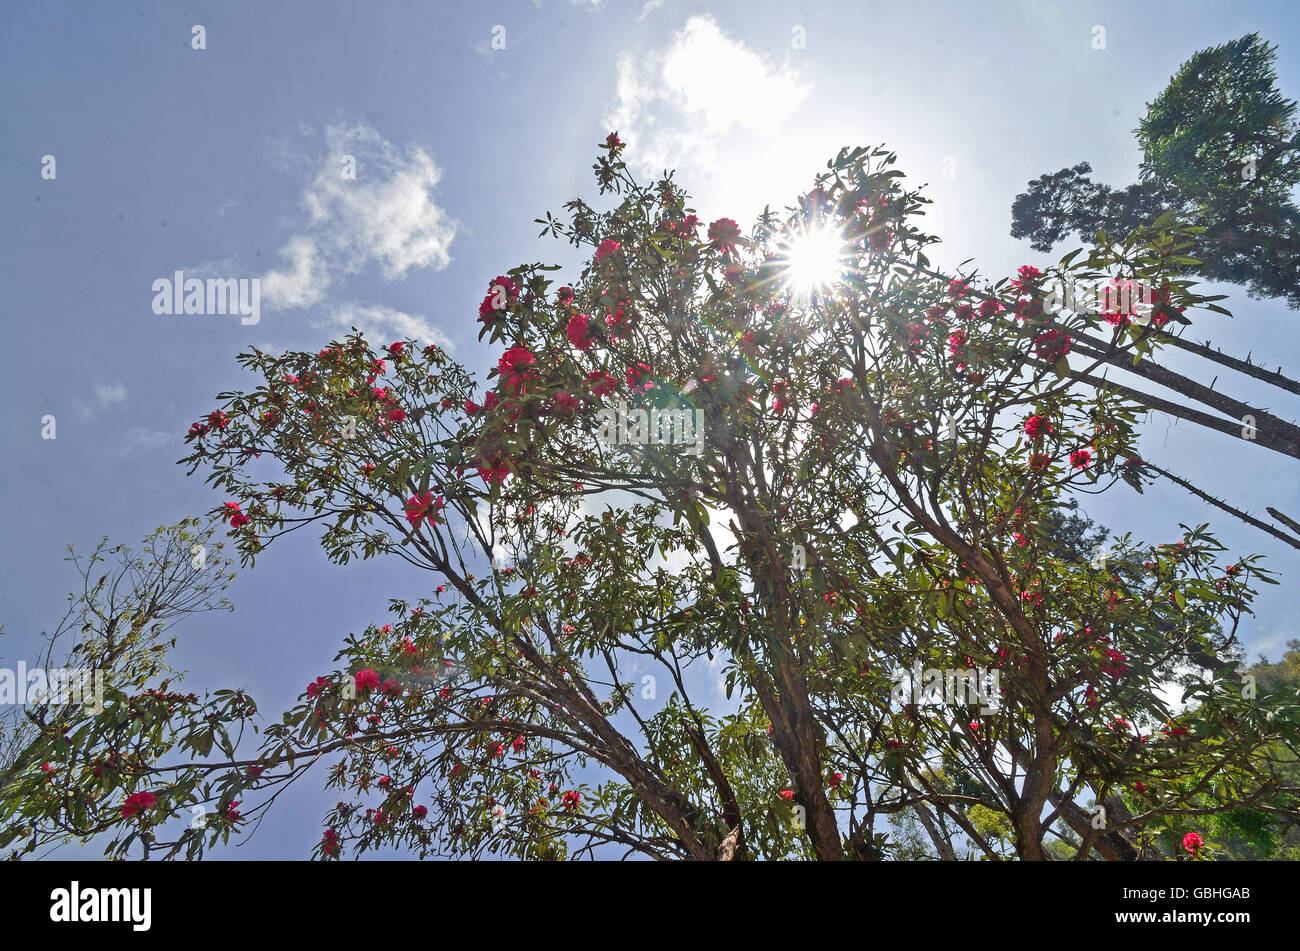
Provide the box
[638,0,664,20]
[317,301,454,351]
[262,235,326,310]
[94,381,127,411]
[606,15,812,173]
[75,380,127,421]
[114,426,174,457]
[260,123,457,312]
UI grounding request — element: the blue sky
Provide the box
[3,0,1299,858]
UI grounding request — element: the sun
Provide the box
[778,224,849,295]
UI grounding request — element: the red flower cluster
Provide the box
[478,275,520,325]
[223,501,252,529]
[1024,415,1053,440]
[321,828,341,857]
[660,214,699,238]
[465,392,501,415]
[587,370,618,398]
[476,451,512,485]
[1034,329,1072,362]
[1009,265,1041,291]
[566,313,592,350]
[707,218,741,254]
[1100,648,1130,678]
[404,491,445,527]
[497,346,537,394]
[121,790,157,820]
[625,362,654,393]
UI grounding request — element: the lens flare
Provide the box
[778,225,849,295]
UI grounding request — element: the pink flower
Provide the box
[1024,415,1053,440]
[707,218,741,254]
[1182,831,1203,854]
[476,455,512,484]
[1070,449,1092,469]
[497,346,537,395]
[404,491,444,527]
[625,362,653,392]
[595,239,622,263]
[587,370,618,398]
[306,676,331,699]
[354,669,380,693]
[1010,265,1041,290]
[566,313,592,350]
[413,805,427,819]
[1034,329,1072,362]
[121,791,157,820]
[779,789,794,801]
[478,276,520,324]
[321,828,341,857]
[553,392,579,414]
[388,342,405,355]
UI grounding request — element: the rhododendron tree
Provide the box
[5,140,1300,861]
